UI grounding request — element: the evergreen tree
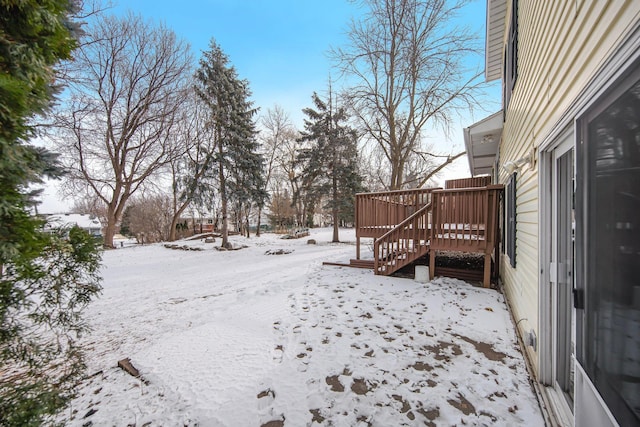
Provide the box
[195,40,266,246]
[119,205,134,237]
[297,90,364,242]
[228,117,268,238]
[0,1,102,424]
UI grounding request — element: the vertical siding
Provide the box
[498,0,640,374]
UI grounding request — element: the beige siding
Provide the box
[498,0,640,374]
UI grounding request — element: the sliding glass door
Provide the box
[577,62,640,427]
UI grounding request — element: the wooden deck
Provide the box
[353,178,503,287]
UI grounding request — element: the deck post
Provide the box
[494,243,500,282]
[356,236,361,260]
[429,250,436,280]
[483,253,491,288]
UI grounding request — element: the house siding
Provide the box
[498,0,640,375]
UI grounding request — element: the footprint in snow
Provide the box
[272,344,284,363]
[257,388,276,409]
[260,416,285,427]
[256,387,287,427]
[325,375,345,392]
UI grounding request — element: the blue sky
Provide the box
[109,0,499,128]
[111,0,363,126]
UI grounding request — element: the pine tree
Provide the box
[0,1,102,424]
[195,40,267,246]
[297,90,365,242]
[227,110,268,238]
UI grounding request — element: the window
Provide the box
[577,62,640,426]
[505,172,517,267]
[503,0,519,110]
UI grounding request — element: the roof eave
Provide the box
[485,0,508,82]
[463,111,504,177]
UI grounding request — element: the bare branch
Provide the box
[332,0,486,189]
[51,13,193,247]
[416,150,465,187]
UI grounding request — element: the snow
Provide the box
[59,228,544,426]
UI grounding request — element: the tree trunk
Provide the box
[299,204,306,229]
[104,189,130,248]
[104,212,117,248]
[169,203,189,241]
[332,151,340,243]
[390,152,403,190]
[256,206,262,237]
[219,140,229,248]
[332,205,339,242]
[244,207,251,238]
[169,216,179,242]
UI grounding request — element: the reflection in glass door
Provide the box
[579,66,640,426]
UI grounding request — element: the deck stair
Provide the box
[374,202,432,275]
[348,259,375,269]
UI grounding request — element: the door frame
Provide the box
[539,127,575,426]
[535,20,640,427]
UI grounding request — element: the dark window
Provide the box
[577,62,640,426]
[506,172,517,267]
[503,0,519,110]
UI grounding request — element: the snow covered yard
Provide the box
[60,228,544,426]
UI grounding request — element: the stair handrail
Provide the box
[374,201,433,274]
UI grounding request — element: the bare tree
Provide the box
[333,0,482,189]
[120,194,173,243]
[53,13,192,247]
[267,188,297,232]
[258,105,297,235]
[258,109,319,230]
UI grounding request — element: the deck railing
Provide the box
[374,202,433,274]
[430,185,502,253]
[445,176,492,189]
[429,185,503,287]
[355,188,437,239]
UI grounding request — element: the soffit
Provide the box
[464,111,503,176]
[486,0,507,81]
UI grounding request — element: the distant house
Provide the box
[44,213,103,238]
[187,217,216,235]
[463,1,640,426]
